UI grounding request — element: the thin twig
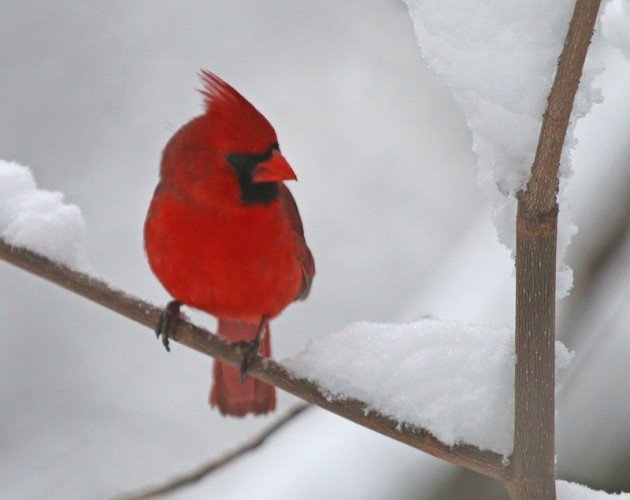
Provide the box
[519,0,602,218]
[0,239,508,482]
[121,404,311,499]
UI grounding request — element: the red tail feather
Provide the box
[210,319,276,417]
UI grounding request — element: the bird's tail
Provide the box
[210,319,276,417]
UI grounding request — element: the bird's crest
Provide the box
[198,70,244,112]
[197,70,276,149]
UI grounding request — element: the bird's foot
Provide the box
[155,300,182,352]
[231,339,261,383]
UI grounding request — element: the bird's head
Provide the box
[160,71,297,206]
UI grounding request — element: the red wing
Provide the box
[279,184,315,300]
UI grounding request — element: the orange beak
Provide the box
[251,150,297,184]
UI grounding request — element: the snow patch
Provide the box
[0,160,89,270]
[557,480,630,499]
[602,0,630,58]
[284,318,572,457]
[404,0,604,298]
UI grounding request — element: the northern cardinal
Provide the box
[144,71,314,417]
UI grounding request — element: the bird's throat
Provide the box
[238,178,279,205]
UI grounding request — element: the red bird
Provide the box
[144,71,314,417]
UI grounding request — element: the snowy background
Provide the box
[1,1,629,498]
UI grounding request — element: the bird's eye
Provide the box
[271,143,280,153]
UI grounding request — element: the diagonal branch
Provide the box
[0,238,508,482]
[121,404,311,499]
[519,0,602,218]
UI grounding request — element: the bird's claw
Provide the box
[155,300,182,352]
[231,339,260,383]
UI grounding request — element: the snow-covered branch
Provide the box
[0,238,509,483]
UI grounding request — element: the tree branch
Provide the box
[0,238,508,482]
[519,0,602,218]
[121,404,311,499]
[510,1,601,499]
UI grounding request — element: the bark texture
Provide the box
[509,1,601,498]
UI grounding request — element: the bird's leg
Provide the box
[155,300,182,352]
[233,316,269,383]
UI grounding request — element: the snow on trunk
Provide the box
[403,0,605,298]
[602,0,630,58]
